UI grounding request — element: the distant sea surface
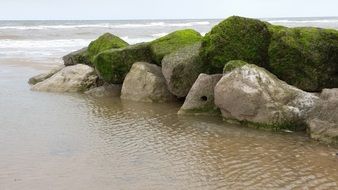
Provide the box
[0,17,338,64]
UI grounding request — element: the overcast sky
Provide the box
[0,0,337,20]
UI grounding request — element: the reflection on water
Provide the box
[1,65,338,190]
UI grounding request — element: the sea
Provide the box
[0,17,338,189]
[0,17,338,64]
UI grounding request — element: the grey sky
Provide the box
[0,0,337,20]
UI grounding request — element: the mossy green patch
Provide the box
[223,60,248,73]
[150,29,202,65]
[93,43,153,84]
[268,25,338,91]
[200,16,271,74]
[162,42,204,97]
[226,118,307,132]
[87,33,129,62]
[73,50,91,65]
[180,106,221,116]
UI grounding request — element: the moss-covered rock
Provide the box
[162,42,204,98]
[150,29,202,65]
[200,16,271,73]
[87,33,129,62]
[268,25,338,91]
[200,15,338,91]
[63,47,91,66]
[223,60,248,73]
[93,43,153,84]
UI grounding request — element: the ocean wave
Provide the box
[0,39,91,48]
[151,33,168,38]
[0,21,211,30]
[268,19,338,24]
[121,36,154,44]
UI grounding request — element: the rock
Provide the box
[214,62,319,130]
[306,89,338,144]
[268,26,338,91]
[87,33,129,62]
[121,62,175,103]
[150,29,202,65]
[200,16,271,73]
[93,43,153,84]
[85,83,121,98]
[178,74,222,115]
[63,47,90,66]
[320,88,338,101]
[28,65,64,85]
[162,43,203,98]
[31,64,97,93]
[223,60,247,73]
[200,16,338,91]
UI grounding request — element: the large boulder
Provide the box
[200,16,271,73]
[306,89,338,144]
[85,83,121,98]
[28,65,64,85]
[63,47,90,66]
[214,62,319,130]
[150,29,202,65]
[162,43,203,98]
[178,74,222,116]
[87,33,129,62]
[31,64,97,93]
[121,62,175,103]
[93,43,153,84]
[268,26,338,91]
[200,16,338,91]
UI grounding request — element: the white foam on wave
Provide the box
[0,24,111,30]
[121,36,154,44]
[151,33,168,38]
[268,19,338,24]
[0,21,211,30]
[0,39,91,49]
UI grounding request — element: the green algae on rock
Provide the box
[150,29,202,65]
[93,43,153,84]
[162,42,204,98]
[200,16,271,74]
[268,25,338,92]
[87,33,129,62]
[223,60,248,73]
[63,47,91,66]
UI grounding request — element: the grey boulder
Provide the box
[162,43,203,98]
[214,63,319,129]
[178,74,222,115]
[31,64,97,93]
[306,89,338,144]
[121,62,175,103]
[28,65,64,85]
[85,84,121,98]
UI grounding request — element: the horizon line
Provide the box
[1,16,338,21]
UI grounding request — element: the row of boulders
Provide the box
[28,16,338,144]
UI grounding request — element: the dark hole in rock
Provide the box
[200,96,208,101]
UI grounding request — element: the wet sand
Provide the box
[0,60,338,190]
